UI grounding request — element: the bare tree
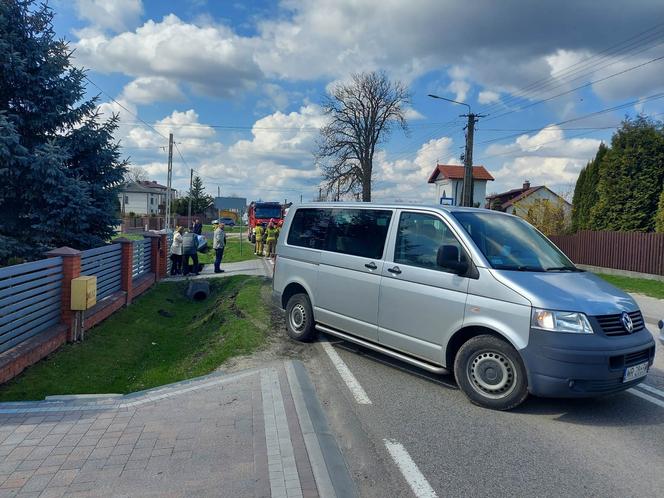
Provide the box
[125,166,149,183]
[317,71,410,202]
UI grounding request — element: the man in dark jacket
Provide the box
[192,218,203,235]
[182,231,199,276]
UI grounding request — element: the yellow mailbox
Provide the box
[71,276,97,310]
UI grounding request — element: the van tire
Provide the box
[454,335,528,410]
[285,293,316,342]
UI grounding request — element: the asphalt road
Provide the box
[303,323,664,497]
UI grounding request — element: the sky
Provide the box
[51,0,664,204]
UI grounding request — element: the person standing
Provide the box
[192,218,203,235]
[182,230,199,276]
[213,220,227,274]
[170,226,184,275]
[265,220,278,258]
[254,223,264,256]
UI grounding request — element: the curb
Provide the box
[286,360,358,498]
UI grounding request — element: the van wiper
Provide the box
[517,265,545,272]
[545,266,580,272]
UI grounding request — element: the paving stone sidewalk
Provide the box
[162,258,273,282]
[0,361,353,498]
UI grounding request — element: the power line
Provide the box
[84,75,169,141]
[477,91,664,147]
[481,53,664,124]
[478,22,664,115]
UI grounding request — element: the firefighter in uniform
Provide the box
[254,223,264,256]
[265,220,278,258]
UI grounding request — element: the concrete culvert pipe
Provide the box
[186,281,210,301]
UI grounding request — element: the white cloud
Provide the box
[229,104,326,162]
[478,90,500,105]
[74,14,262,98]
[75,0,143,33]
[482,126,601,193]
[121,77,184,105]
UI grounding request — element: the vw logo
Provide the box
[621,312,634,333]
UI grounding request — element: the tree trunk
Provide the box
[362,168,371,202]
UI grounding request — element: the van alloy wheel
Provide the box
[468,351,517,399]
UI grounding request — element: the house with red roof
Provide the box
[485,180,571,216]
[427,164,494,207]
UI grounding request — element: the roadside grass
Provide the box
[203,224,244,233]
[596,273,664,300]
[198,237,257,265]
[0,276,270,401]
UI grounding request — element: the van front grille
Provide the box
[595,311,644,336]
[609,346,655,370]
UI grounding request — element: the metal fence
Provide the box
[550,230,664,276]
[132,238,152,280]
[80,244,122,301]
[0,258,63,354]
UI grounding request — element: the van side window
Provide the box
[287,208,331,249]
[394,212,463,270]
[327,209,392,259]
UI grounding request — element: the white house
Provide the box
[118,181,178,215]
[485,180,572,216]
[427,164,495,206]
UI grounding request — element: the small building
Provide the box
[485,181,571,216]
[118,181,177,215]
[427,164,495,207]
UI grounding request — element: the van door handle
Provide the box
[387,266,402,274]
[364,262,377,270]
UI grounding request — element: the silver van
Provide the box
[272,203,656,410]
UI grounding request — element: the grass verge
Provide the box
[596,273,664,300]
[0,276,270,401]
[198,237,257,265]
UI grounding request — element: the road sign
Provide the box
[214,196,247,211]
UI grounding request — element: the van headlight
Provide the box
[531,309,593,334]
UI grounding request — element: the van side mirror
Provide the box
[437,245,469,275]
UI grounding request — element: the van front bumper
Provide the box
[521,327,656,398]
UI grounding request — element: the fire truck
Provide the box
[247,201,284,243]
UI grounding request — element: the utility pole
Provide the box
[461,113,480,207]
[165,133,173,229]
[428,94,485,207]
[187,168,193,230]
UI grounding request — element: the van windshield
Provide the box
[451,212,578,272]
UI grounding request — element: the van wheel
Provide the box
[454,335,528,410]
[285,293,316,342]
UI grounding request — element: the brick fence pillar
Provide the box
[114,238,134,305]
[45,247,81,342]
[144,233,162,282]
[159,233,168,279]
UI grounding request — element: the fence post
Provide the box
[159,233,168,279]
[144,233,162,282]
[45,247,81,343]
[114,238,134,306]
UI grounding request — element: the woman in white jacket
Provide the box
[170,226,184,275]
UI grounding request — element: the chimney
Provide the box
[523,180,530,190]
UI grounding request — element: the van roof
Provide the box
[290,202,503,215]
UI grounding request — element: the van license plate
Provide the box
[623,362,649,382]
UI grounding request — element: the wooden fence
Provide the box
[550,230,664,276]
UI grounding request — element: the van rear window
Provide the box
[287,208,392,259]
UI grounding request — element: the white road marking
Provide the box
[628,388,664,409]
[634,382,664,400]
[321,341,372,405]
[384,439,438,498]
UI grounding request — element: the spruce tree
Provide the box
[189,176,213,214]
[589,117,664,232]
[0,1,127,263]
